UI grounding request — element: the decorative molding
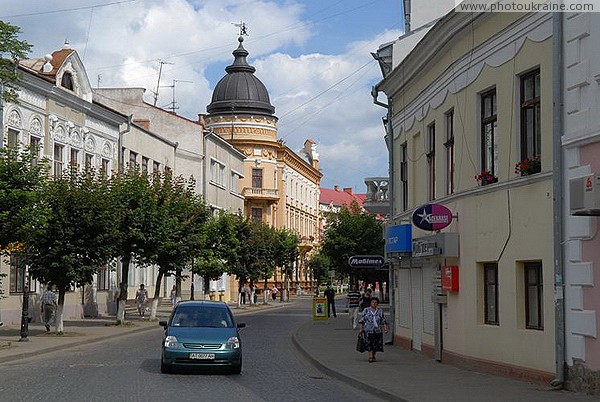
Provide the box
[102,141,112,158]
[84,133,96,153]
[70,131,82,148]
[7,109,22,128]
[54,125,66,143]
[29,116,43,136]
[18,88,46,108]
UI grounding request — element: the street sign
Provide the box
[348,255,385,268]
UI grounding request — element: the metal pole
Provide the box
[552,11,566,387]
[19,261,29,342]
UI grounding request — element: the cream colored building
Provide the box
[204,37,321,293]
[376,11,556,383]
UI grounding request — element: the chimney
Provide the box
[133,119,150,130]
[197,114,206,128]
[343,187,353,195]
[334,185,339,192]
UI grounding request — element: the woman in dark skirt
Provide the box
[358,297,389,362]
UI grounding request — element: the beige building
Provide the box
[204,36,322,293]
[375,11,556,383]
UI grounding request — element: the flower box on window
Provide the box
[475,170,497,185]
[515,157,541,176]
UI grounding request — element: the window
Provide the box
[141,156,149,173]
[153,161,160,173]
[252,168,263,188]
[7,128,19,149]
[70,148,79,169]
[525,262,543,330]
[444,110,455,195]
[231,171,242,194]
[129,151,137,168]
[53,143,64,177]
[210,159,225,186]
[9,255,33,294]
[97,266,110,291]
[520,69,541,172]
[484,263,499,325]
[481,89,498,183]
[400,143,408,211]
[30,136,41,166]
[101,158,110,175]
[426,123,436,200]
[251,207,262,222]
[61,72,74,90]
[85,153,94,169]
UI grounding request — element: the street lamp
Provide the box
[19,260,29,342]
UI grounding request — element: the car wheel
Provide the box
[231,357,242,374]
[160,359,171,374]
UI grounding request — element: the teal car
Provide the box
[159,301,246,374]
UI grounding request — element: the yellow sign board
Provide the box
[312,297,328,320]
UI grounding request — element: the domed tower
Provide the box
[205,36,279,146]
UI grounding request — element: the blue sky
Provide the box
[1,0,404,192]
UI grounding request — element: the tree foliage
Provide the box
[0,21,32,103]
[26,168,118,333]
[320,200,384,279]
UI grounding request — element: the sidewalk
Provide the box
[291,307,597,402]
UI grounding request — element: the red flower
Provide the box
[475,170,495,182]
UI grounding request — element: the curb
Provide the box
[291,320,407,402]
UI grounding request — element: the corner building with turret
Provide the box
[203,36,322,294]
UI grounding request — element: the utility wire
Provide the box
[0,0,137,18]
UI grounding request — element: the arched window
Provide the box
[61,72,74,90]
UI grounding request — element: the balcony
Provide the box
[242,187,279,202]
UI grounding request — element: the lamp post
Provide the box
[19,261,29,342]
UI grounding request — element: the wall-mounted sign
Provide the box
[412,204,453,231]
[412,239,439,257]
[385,224,412,254]
[348,255,385,268]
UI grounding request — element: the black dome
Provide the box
[207,37,275,116]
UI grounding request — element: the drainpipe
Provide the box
[552,11,565,388]
[118,114,132,173]
[0,84,4,147]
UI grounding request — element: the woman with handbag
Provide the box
[358,297,389,362]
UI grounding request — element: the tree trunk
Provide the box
[150,271,164,320]
[116,253,131,325]
[56,289,65,334]
[263,278,268,304]
[203,276,210,300]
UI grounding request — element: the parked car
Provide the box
[159,300,246,374]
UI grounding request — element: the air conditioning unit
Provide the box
[570,174,600,216]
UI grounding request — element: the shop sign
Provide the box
[385,224,412,254]
[412,204,453,231]
[412,239,439,257]
[348,255,385,268]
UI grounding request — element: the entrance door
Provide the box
[411,268,423,351]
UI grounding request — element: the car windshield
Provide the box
[171,306,234,328]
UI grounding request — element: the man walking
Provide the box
[347,284,361,329]
[40,285,57,332]
[324,284,336,318]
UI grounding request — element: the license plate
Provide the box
[189,353,215,360]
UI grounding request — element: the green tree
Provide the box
[109,169,163,324]
[0,146,48,296]
[148,173,210,319]
[306,251,330,296]
[320,200,384,281]
[27,169,118,333]
[0,21,32,103]
[273,227,299,301]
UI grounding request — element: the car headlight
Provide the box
[226,336,240,349]
[164,335,181,349]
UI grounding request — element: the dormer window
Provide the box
[61,72,74,90]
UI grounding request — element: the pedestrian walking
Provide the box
[240,284,247,304]
[40,285,57,332]
[358,297,389,363]
[359,289,372,311]
[170,285,178,307]
[347,284,361,329]
[324,284,336,318]
[136,284,149,317]
[271,285,278,301]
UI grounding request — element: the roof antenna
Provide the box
[153,60,174,106]
[161,79,193,114]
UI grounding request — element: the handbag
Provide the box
[356,332,366,353]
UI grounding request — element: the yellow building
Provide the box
[204,36,322,294]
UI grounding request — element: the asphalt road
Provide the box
[0,298,383,402]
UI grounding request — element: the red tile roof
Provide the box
[320,187,365,208]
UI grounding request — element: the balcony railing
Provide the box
[242,187,279,201]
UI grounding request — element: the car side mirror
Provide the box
[159,321,168,328]
[237,322,246,329]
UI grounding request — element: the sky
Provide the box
[1,0,404,192]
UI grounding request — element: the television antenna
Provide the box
[152,60,174,106]
[161,79,193,114]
